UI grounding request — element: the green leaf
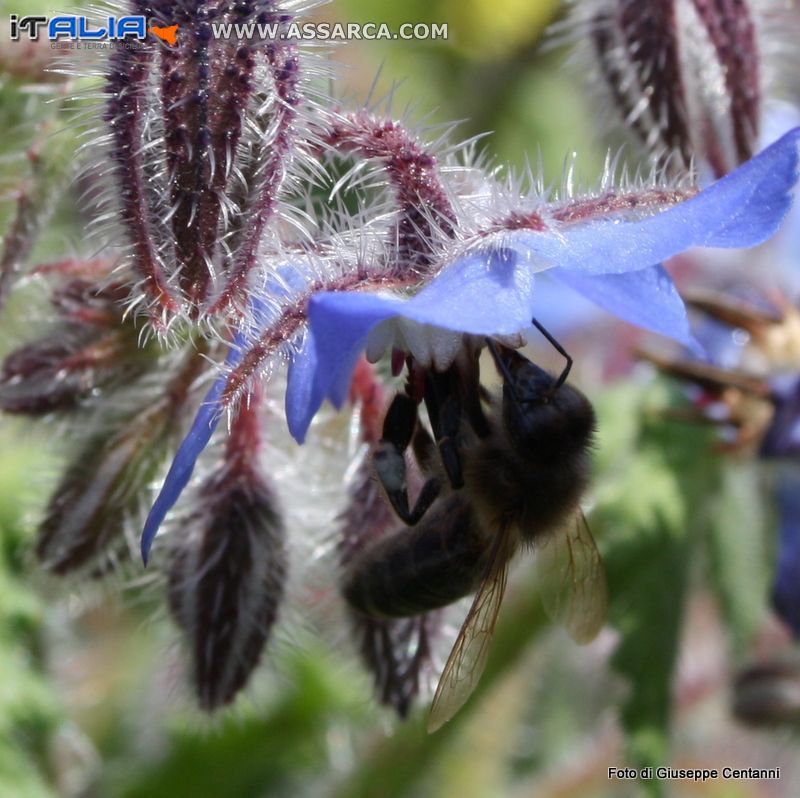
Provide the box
[0,743,57,798]
[108,642,370,798]
[593,384,721,775]
[0,426,61,796]
[706,462,772,653]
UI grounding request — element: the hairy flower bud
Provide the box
[338,362,440,717]
[36,350,207,574]
[167,400,287,710]
[0,118,72,314]
[570,0,789,176]
[37,402,175,574]
[103,1,304,322]
[0,279,152,415]
[339,456,440,717]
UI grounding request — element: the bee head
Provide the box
[489,343,596,456]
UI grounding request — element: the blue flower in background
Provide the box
[762,375,800,459]
[762,379,800,638]
[773,473,800,637]
[141,127,800,563]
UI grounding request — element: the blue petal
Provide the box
[286,248,537,441]
[290,264,692,440]
[141,270,313,560]
[140,341,243,565]
[290,253,701,441]
[285,333,322,443]
[512,276,602,336]
[285,325,369,445]
[512,127,800,275]
[548,265,702,354]
[284,132,800,442]
[287,297,400,442]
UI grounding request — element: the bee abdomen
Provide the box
[342,496,487,618]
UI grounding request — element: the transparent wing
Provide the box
[536,511,607,644]
[427,524,516,733]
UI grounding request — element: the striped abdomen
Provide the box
[342,495,489,618]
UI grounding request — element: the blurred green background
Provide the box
[2,1,799,797]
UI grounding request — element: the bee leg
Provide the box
[411,421,438,474]
[461,348,491,439]
[424,368,465,489]
[374,392,441,526]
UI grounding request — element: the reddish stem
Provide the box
[321,111,457,275]
[221,270,416,407]
[348,357,387,445]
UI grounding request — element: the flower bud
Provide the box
[104,2,303,320]
[167,463,287,710]
[0,120,71,314]
[339,454,440,718]
[36,398,179,574]
[576,0,780,176]
[35,349,207,574]
[0,279,153,415]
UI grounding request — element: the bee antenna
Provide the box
[530,317,572,390]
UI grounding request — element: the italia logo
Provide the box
[9,14,179,44]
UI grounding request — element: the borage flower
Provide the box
[641,294,800,730]
[639,280,800,640]
[141,126,800,562]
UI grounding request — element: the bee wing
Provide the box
[535,511,607,644]
[426,523,516,734]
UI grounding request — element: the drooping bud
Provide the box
[0,279,153,415]
[35,349,207,574]
[37,401,175,574]
[339,455,440,717]
[338,360,440,717]
[571,0,787,176]
[167,396,287,710]
[103,1,304,322]
[0,115,72,315]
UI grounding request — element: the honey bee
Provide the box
[342,320,607,732]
